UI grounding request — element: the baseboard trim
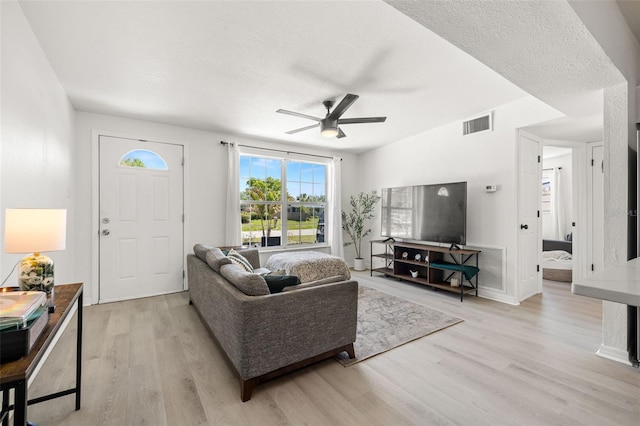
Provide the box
[596,344,632,366]
[478,288,520,305]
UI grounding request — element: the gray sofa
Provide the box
[187,245,358,401]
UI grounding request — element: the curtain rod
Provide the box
[220,141,340,161]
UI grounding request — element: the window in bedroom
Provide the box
[239,154,327,248]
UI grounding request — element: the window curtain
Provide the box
[553,168,565,240]
[542,167,565,240]
[328,157,344,257]
[225,142,241,246]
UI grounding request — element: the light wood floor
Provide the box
[25,272,639,425]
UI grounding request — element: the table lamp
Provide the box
[4,208,67,312]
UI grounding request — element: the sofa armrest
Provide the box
[188,254,357,380]
[246,280,357,378]
[223,281,358,379]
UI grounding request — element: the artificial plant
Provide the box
[342,191,380,259]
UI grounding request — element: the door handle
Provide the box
[520,224,528,230]
[101,229,110,236]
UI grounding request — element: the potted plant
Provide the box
[342,191,380,271]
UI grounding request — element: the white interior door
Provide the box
[518,135,542,301]
[590,143,604,274]
[99,136,184,303]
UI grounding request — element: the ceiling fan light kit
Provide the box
[320,118,339,138]
[277,93,386,139]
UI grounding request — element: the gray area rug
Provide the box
[336,286,463,367]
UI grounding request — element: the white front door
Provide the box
[518,134,542,301]
[99,136,184,303]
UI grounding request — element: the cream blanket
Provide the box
[265,251,351,283]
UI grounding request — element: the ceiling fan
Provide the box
[276,94,386,138]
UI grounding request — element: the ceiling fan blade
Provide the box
[338,117,387,125]
[276,109,321,122]
[328,94,359,120]
[337,128,346,138]
[285,123,320,135]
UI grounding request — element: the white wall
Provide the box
[568,1,639,148]
[566,0,640,365]
[0,2,76,287]
[356,96,562,303]
[74,111,357,304]
[542,153,573,240]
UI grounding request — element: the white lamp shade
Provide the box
[4,208,67,253]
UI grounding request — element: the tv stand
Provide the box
[449,243,461,251]
[370,240,480,301]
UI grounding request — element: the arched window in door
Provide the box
[119,149,168,170]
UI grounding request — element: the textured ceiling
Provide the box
[385,0,623,118]
[18,0,530,153]
[543,146,573,160]
[18,0,621,152]
[617,0,640,46]
[525,114,603,143]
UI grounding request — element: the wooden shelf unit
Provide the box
[370,240,480,301]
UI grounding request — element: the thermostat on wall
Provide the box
[485,184,497,193]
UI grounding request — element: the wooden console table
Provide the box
[371,240,480,301]
[0,283,83,426]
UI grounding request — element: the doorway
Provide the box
[98,136,185,303]
[518,133,592,301]
[541,146,574,287]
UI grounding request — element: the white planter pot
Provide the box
[353,258,366,271]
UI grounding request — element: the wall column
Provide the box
[599,83,629,362]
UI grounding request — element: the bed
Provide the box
[542,239,573,282]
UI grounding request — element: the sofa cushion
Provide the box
[282,275,344,292]
[204,248,232,273]
[228,248,254,272]
[194,244,216,262]
[259,268,285,276]
[263,274,301,294]
[219,263,270,296]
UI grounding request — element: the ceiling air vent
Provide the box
[462,113,492,136]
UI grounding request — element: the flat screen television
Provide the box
[381,181,467,245]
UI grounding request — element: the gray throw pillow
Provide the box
[219,264,269,296]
